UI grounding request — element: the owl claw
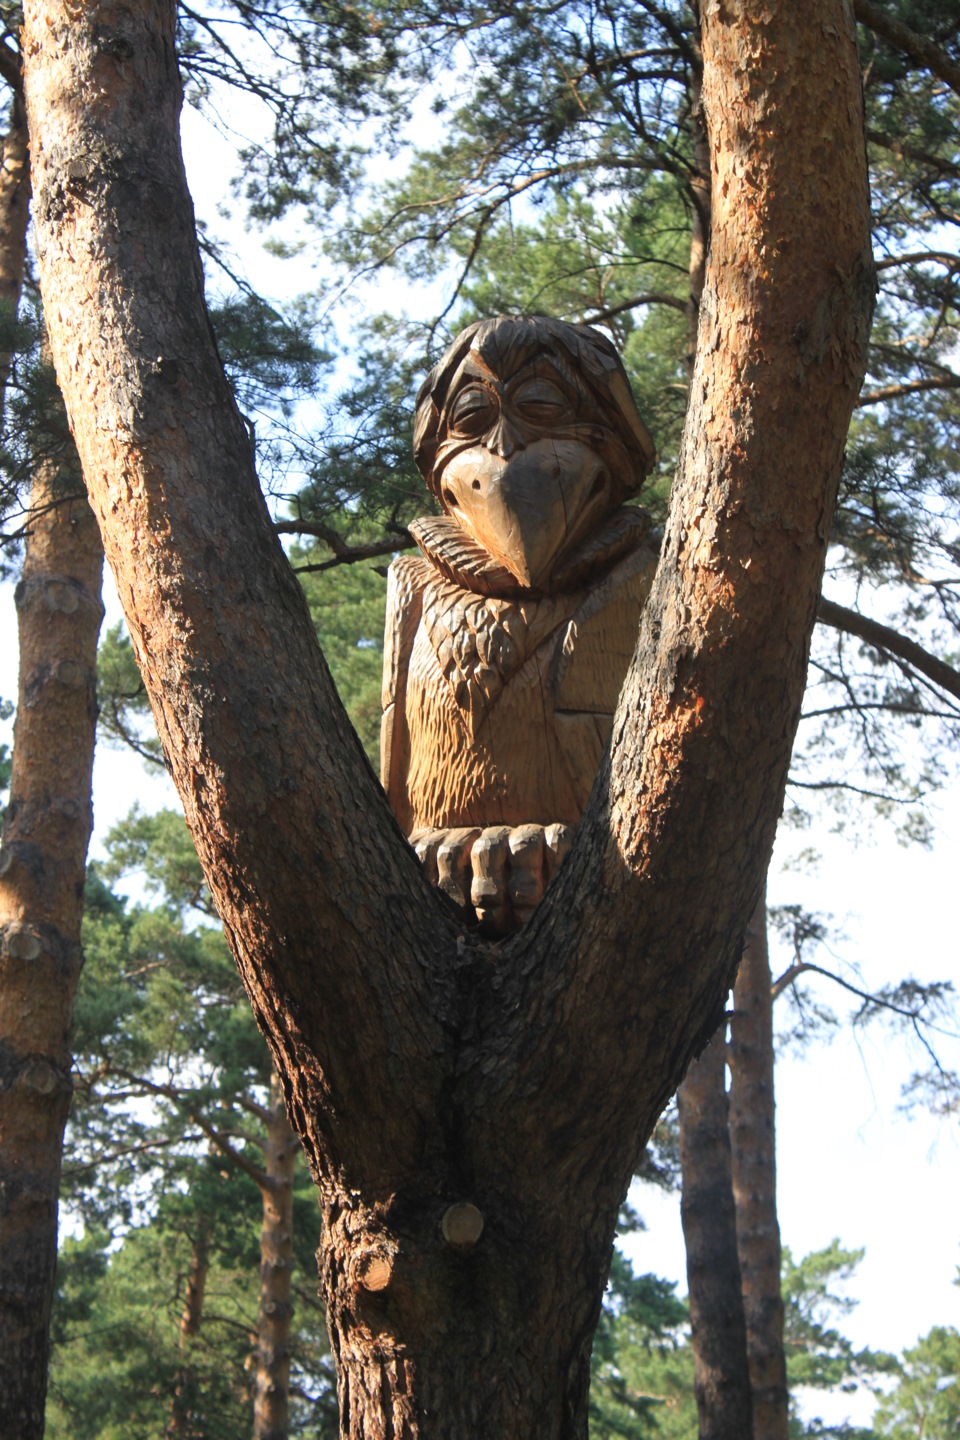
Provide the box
[409,822,575,937]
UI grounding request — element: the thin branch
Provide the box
[817,596,960,702]
[583,290,688,325]
[0,39,21,95]
[856,374,960,407]
[866,129,960,180]
[874,249,960,273]
[62,1132,208,1177]
[275,518,414,570]
[854,0,960,97]
[771,963,958,1044]
[106,1067,271,1191]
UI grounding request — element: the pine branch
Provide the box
[275,518,414,571]
[771,962,957,1037]
[0,40,21,96]
[584,291,689,325]
[867,129,960,179]
[817,596,960,703]
[857,374,960,406]
[854,0,960,97]
[874,250,960,273]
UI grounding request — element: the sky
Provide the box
[1,56,957,1435]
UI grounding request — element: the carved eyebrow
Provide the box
[502,354,582,397]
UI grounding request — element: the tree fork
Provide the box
[23,1,873,1434]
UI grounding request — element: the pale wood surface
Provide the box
[383,503,656,932]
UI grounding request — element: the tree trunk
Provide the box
[0,76,105,1438]
[23,2,873,1433]
[686,17,711,376]
[253,1071,298,1440]
[167,1221,211,1439]
[678,1029,753,1440]
[0,93,30,384]
[0,456,104,1438]
[729,892,788,1440]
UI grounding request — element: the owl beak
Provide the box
[441,440,610,590]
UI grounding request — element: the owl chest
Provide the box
[402,586,581,827]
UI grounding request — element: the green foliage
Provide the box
[48,1220,255,1440]
[873,1324,960,1440]
[0,693,12,800]
[590,1239,694,1440]
[53,819,339,1436]
[96,624,165,766]
[783,1243,897,1439]
[289,312,438,534]
[294,537,392,765]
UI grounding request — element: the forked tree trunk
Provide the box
[23,2,873,1433]
[253,1071,298,1440]
[677,1030,753,1440]
[729,892,788,1440]
[0,457,104,1437]
[167,1221,211,1439]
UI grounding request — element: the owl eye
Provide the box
[511,378,568,425]
[448,385,497,438]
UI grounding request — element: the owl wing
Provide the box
[550,543,658,810]
[381,554,431,833]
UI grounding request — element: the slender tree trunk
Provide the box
[167,1220,211,1439]
[0,94,30,371]
[253,1071,298,1440]
[0,457,104,1437]
[674,43,758,1438]
[677,1030,753,1440]
[0,80,106,1437]
[686,22,711,376]
[23,1,873,1432]
[729,892,788,1440]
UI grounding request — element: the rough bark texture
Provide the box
[22,2,873,1434]
[686,21,711,374]
[0,462,104,1439]
[677,1030,753,1440]
[254,1071,298,1440]
[730,893,788,1440]
[0,95,30,341]
[0,71,105,1439]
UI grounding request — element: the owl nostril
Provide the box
[472,479,481,491]
[443,488,459,508]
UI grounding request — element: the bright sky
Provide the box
[1,68,956,1435]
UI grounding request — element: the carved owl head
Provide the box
[412,317,656,589]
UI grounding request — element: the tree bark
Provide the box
[253,1071,298,1440]
[0,93,30,389]
[167,1220,211,1439]
[22,2,873,1433]
[0,458,104,1438]
[729,892,788,1440]
[0,70,106,1439]
[678,1030,753,1440]
[686,15,711,376]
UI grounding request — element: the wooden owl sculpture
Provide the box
[381,316,658,934]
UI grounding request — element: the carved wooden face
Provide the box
[432,357,624,589]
